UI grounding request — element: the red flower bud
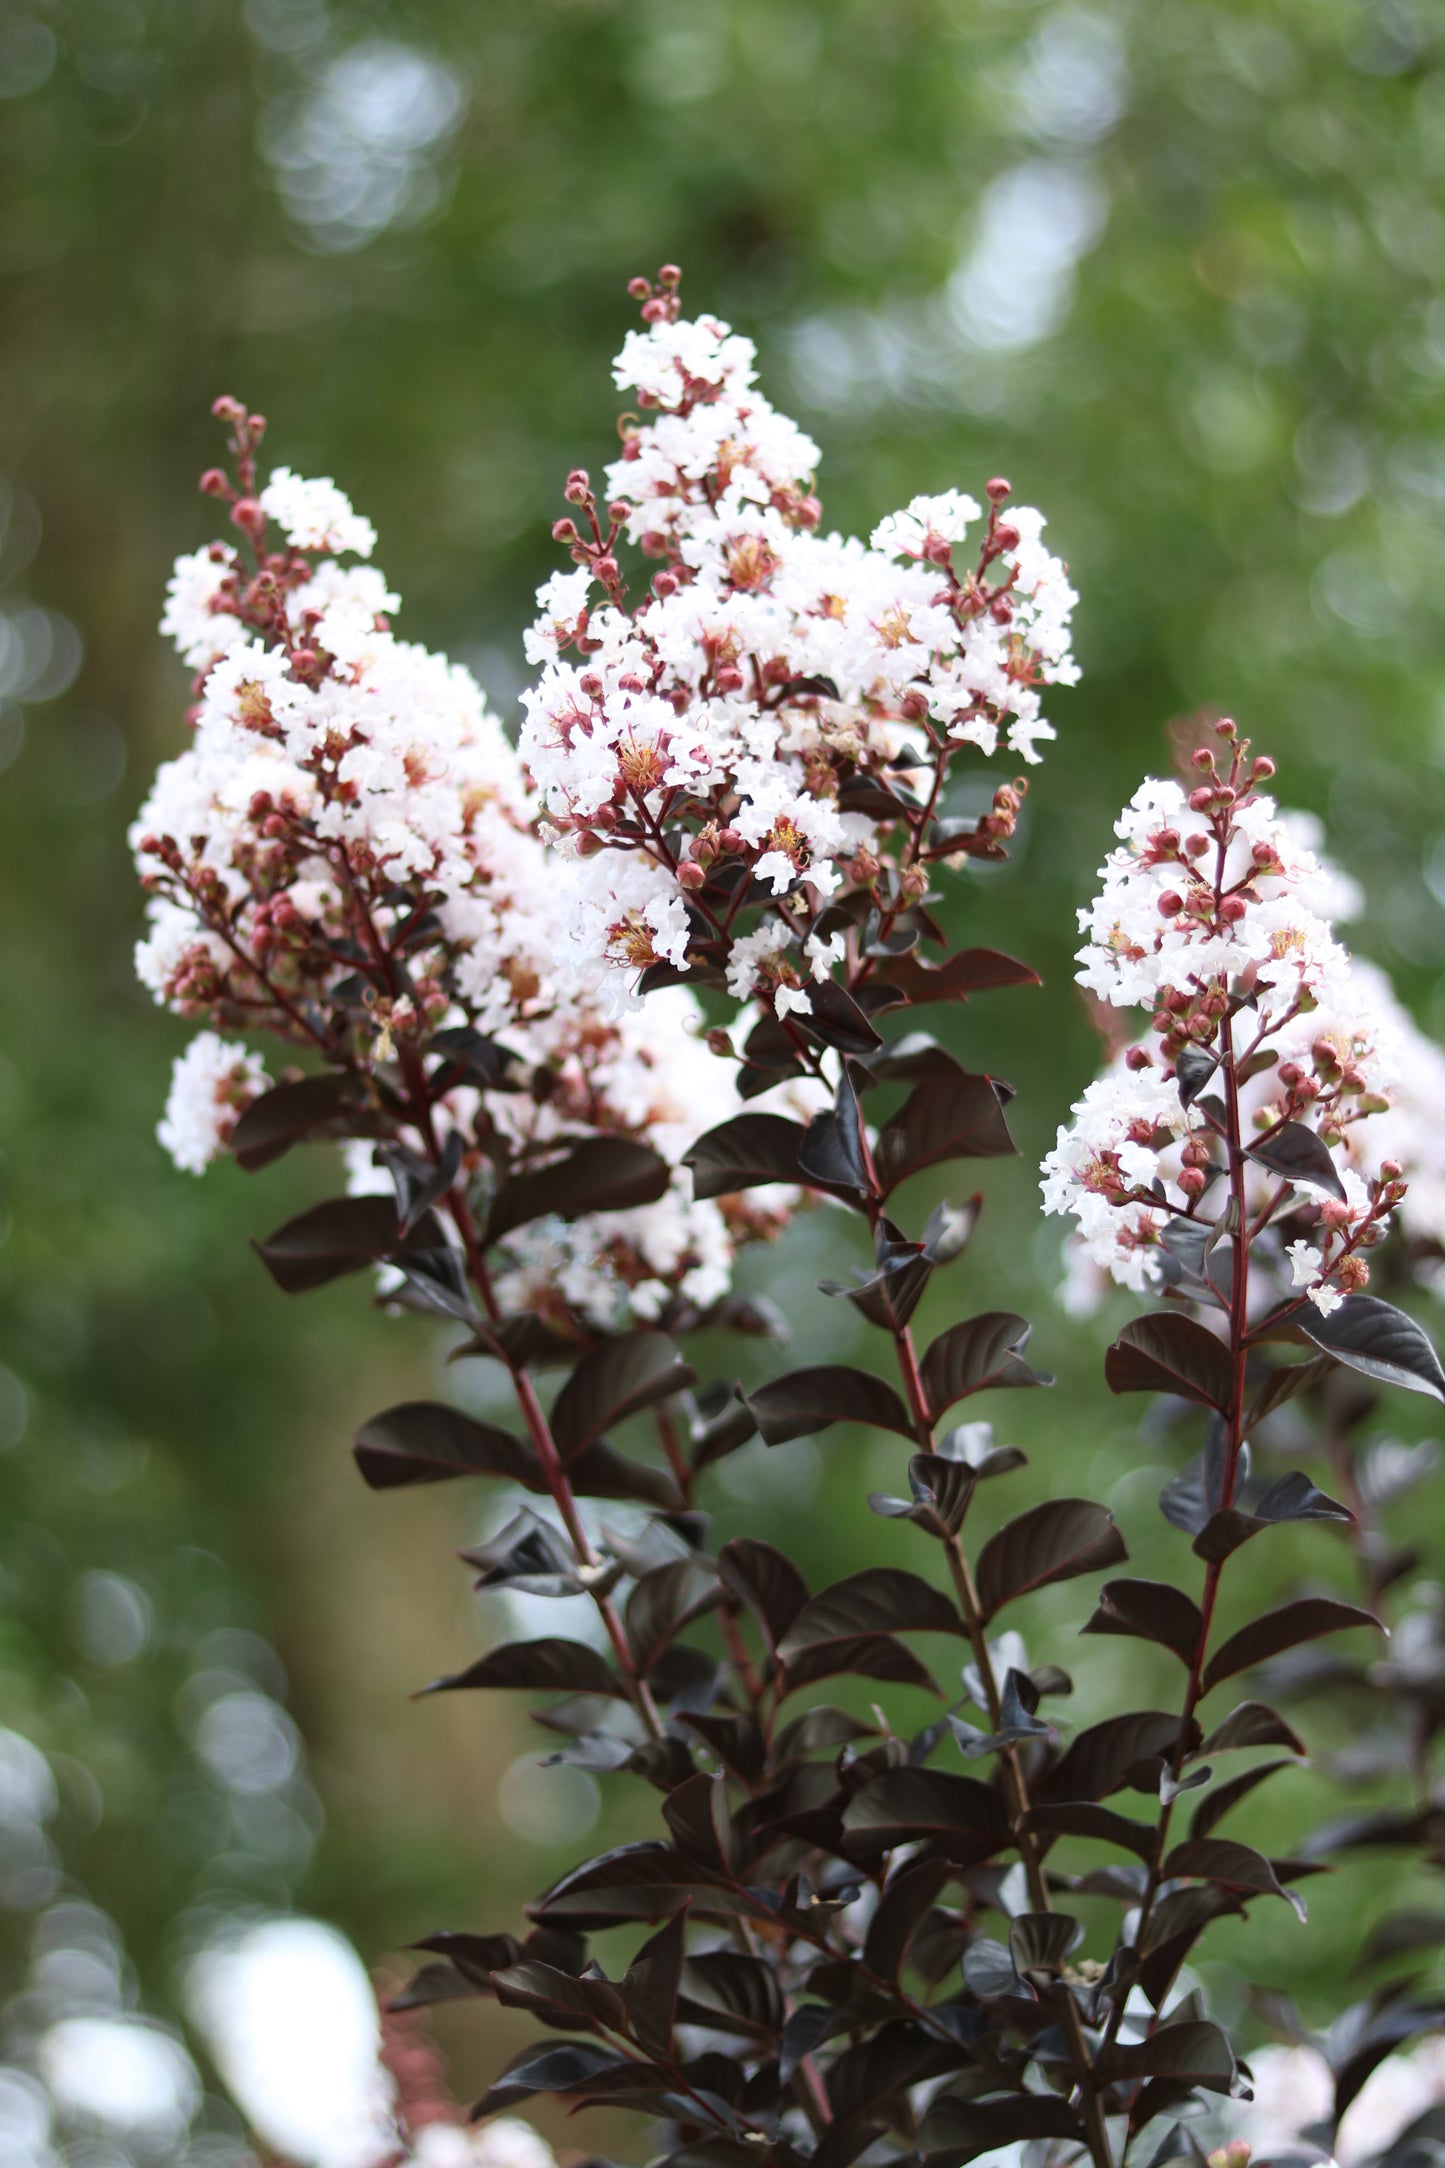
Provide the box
[1218,895,1248,923]
[1188,785,1215,812]
[986,477,1011,503]
[677,861,706,891]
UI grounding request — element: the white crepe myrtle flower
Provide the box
[137,402,809,1325]
[258,466,377,558]
[1045,733,1411,1308]
[518,269,1078,1018]
[157,1032,270,1174]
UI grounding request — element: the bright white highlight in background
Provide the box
[39,2014,201,2145]
[188,1916,395,2168]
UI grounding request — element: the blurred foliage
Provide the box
[4,0,1445,2142]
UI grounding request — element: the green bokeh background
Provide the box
[4,0,1445,2140]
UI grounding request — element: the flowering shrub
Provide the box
[136,277,1445,2168]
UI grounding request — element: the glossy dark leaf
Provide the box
[920,1312,1049,1417]
[683,1114,809,1200]
[717,1538,809,1648]
[1039,1711,1188,1804]
[975,1498,1125,1621]
[798,1066,867,1192]
[1164,1838,1303,1913]
[875,1068,1016,1193]
[490,1960,627,2035]
[1189,1761,1297,1842]
[871,946,1040,998]
[1018,1801,1155,1859]
[1201,1598,1382,1692]
[627,1560,720,1676]
[677,1953,784,2040]
[623,1907,688,2063]
[353,1400,535,1490]
[744,1367,915,1445]
[795,976,883,1055]
[918,2095,1082,2165]
[462,1508,579,1596]
[473,2040,624,2117]
[1244,1119,1348,1201]
[1097,2019,1235,2092]
[1242,1354,1336,1432]
[428,1025,531,1090]
[550,1332,696,1457]
[1009,1911,1082,1975]
[531,1842,742,1931]
[255,1194,435,1293]
[778,1569,964,1660]
[1082,1578,1203,1666]
[487,1136,671,1242]
[1174,1046,1217,1108]
[232,1072,369,1170]
[388,1962,490,2011]
[1297,1294,1445,1403]
[422,1638,620,1699]
[782,1634,941,1696]
[567,1440,679,1510]
[862,1859,954,1983]
[1191,1471,1352,1563]
[1106,1313,1234,1411]
[1198,1701,1307,1757]
[840,1768,1010,1859]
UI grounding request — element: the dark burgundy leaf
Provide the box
[550,1333,696,1457]
[798,1067,867,1192]
[1174,1046,1218,1108]
[567,1440,679,1510]
[677,1953,784,2039]
[1198,1701,1307,1756]
[463,1508,578,1595]
[782,1634,941,1696]
[920,1312,1049,1417]
[491,1960,628,2034]
[1018,1802,1155,1859]
[1009,1911,1082,1975]
[841,1768,1009,1859]
[428,1024,531,1089]
[1189,1761,1297,1842]
[975,1499,1125,1621]
[487,1136,671,1242]
[683,1114,809,1200]
[875,1069,1016,1193]
[778,1569,964,1659]
[919,2095,1082,2165]
[1039,1711,1188,1804]
[1243,1354,1336,1432]
[531,1842,746,1931]
[1244,1119,1348,1201]
[627,1560,720,1675]
[255,1194,433,1293]
[661,1773,732,1868]
[623,1907,688,2062]
[1192,1472,1352,1563]
[232,1072,371,1170]
[473,2040,624,2116]
[1163,1838,1303,1912]
[1106,1313,1234,1411]
[353,1400,535,1490]
[1201,1598,1382,1692]
[796,977,883,1055]
[718,1538,809,1648]
[421,1638,620,1699]
[862,1859,954,1983]
[388,1962,489,2010]
[1097,2019,1235,2091]
[744,1367,915,1445]
[1297,1294,1445,1403]
[1082,1579,1203,1666]
[870,947,1040,999]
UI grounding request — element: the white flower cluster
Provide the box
[157,1031,271,1175]
[519,302,1077,1011]
[136,451,800,1327]
[1044,768,1414,1314]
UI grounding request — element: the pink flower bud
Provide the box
[593,555,619,585]
[1218,895,1247,923]
[716,665,745,693]
[1191,748,1215,771]
[1179,1167,1207,1197]
[1188,785,1215,812]
[574,831,603,857]
[705,1028,733,1058]
[1252,755,1276,779]
[1381,1158,1403,1181]
[677,861,706,891]
[993,523,1020,552]
[1158,891,1184,917]
[719,828,746,854]
[986,477,1011,502]
[653,571,679,599]
[627,275,652,299]
[551,518,578,543]
[1185,833,1212,858]
[1126,1047,1153,1071]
